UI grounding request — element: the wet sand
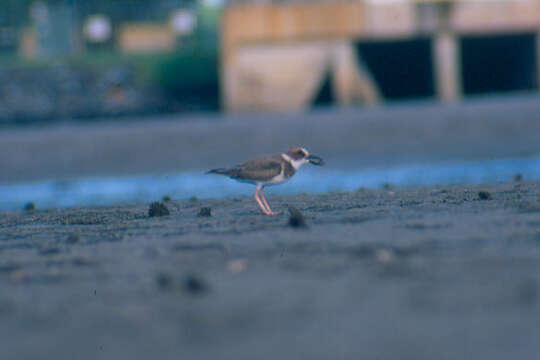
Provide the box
[2,94,540,184]
[1,180,540,360]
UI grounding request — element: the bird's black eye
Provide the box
[297,150,304,156]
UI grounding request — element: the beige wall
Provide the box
[118,24,176,53]
[225,40,380,112]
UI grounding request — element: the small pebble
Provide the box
[288,206,307,228]
[376,249,394,264]
[197,207,212,217]
[478,191,491,200]
[227,259,248,273]
[156,273,174,290]
[23,202,35,211]
[149,201,170,217]
[182,274,208,295]
[66,233,80,244]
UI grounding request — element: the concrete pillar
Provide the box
[331,41,380,106]
[433,31,461,102]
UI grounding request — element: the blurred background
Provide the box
[0,0,221,121]
[1,0,540,209]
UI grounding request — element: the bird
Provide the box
[207,147,324,215]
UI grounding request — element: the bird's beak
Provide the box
[306,154,324,166]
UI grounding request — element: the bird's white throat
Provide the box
[281,153,307,170]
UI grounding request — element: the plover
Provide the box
[208,147,324,215]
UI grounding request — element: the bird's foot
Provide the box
[261,209,281,216]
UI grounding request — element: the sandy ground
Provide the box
[1,95,540,359]
[1,180,540,360]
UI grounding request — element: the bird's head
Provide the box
[283,147,324,169]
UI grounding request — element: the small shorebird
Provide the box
[207,147,324,215]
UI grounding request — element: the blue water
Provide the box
[1,156,540,211]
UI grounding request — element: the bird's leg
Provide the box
[259,187,279,216]
[254,186,271,215]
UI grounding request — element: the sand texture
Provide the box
[1,181,540,359]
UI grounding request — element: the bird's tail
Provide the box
[206,168,232,176]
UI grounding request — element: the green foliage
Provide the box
[153,48,219,100]
[1,46,220,99]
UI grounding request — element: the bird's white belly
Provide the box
[260,169,288,186]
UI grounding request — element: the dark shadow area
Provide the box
[460,33,537,95]
[156,49,221,112]
[356,38,434,100]
[312,70,335,107]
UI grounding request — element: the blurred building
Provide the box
[221,0,540,111]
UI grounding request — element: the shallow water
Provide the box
[1,155,539,211]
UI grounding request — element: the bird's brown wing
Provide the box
[230,154,283,182]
